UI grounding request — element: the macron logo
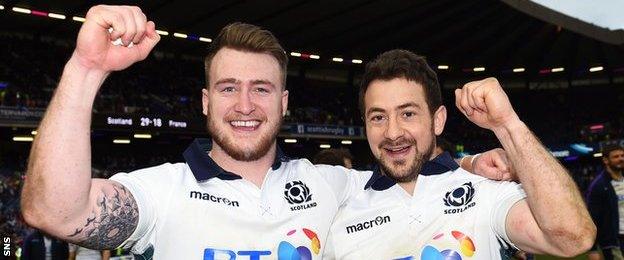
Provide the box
[190,191,240,207]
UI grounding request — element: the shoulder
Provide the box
[433,168,522,194]
[109,162,193,187]
[286,158,372,176]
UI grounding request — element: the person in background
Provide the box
[587,145,624,260]
[313,148,354,168]
[21,230,68,260]
[69,244,111,260]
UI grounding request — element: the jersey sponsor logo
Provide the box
[189,191,240,207]
[345,215,391,234]
[443,182,476,214]
[284,181,317,211]
[418,230,476,260]
[203,228,320,260]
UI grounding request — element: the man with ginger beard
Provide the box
[325,50,595,259]
[20,5,513,259]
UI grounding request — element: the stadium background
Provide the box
[1,0,623,259]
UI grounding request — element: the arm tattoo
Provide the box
[68,183,139,249]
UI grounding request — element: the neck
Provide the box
[393,153,438,196]
[398,181,417,195]
[608,167,624,181]
[209,141,277,188]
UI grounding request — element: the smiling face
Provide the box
[202,47,288,161]
[364,77,446,182]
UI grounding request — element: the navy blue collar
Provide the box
[364,151,460,191]
[183,138,290,182]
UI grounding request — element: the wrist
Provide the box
[492,118,526,141]
[67,52,110,79]
[470,153,481,171]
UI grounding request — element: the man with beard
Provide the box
[326,49,596,259]
[587,145,624,260]
[21,5,511,259]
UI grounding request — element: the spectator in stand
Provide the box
[22,230,69,260]
[313,148,354,168]
[587,145,624,260]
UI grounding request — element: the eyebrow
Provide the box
[397,102,421,110]
[214,78,276,89]
[215,78,240,85]
[366,107,386,117]
[366,102,422,116]
[250,79,276,89]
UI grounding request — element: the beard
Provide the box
[377,131,435,183]
[206,109,282,162]
[608,161,624,173]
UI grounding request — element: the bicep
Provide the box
[505,200,552,254]
[61,179,139,250]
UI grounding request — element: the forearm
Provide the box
[493,120,594,249]
[21,54,108,226]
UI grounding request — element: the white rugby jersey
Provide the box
[109,138,371,260]
[326,152,527,260]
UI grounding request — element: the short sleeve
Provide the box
[109,163,178,254]
[487,181,527,249]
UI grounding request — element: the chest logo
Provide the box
[284,181,317,211]
[443,182,476,214]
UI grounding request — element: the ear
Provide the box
[603,157,609,166]
[202,88,209,116]
[281,90,289,116]
[433,105,447,136]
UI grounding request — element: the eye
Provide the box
[402,111,416,118]
[369,114,385,123]
[255,87,270,93]
[221,86,235,92]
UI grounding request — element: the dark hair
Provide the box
[204,22,288,88]
[313,149,353,167]
[602,144,624,158]
[359,49,442,117]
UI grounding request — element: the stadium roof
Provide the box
[2,0,624,73]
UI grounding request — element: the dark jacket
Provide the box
[22,231,69,260]
[586,170,620,249]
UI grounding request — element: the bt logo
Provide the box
[203,228,320,260]
[392,231,476,260]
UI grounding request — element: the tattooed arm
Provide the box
[66,181,139,249]
[20,5,159,249]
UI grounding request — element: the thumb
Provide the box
[135,21,160,60]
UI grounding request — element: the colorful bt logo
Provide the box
[393,230,476,260]
[203,228,321,260]
[421,231,476,260]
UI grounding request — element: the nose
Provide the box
[383,115,404,141]
[234,87,255,115]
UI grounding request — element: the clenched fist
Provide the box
[472,148,516,181]
[454,77,520,130]
[73,5,160,72]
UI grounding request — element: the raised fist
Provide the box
[73,5,160,72]
[454,77,520,130]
